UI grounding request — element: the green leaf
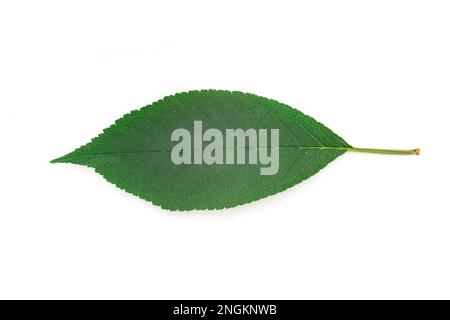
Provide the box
[51,90,419,210]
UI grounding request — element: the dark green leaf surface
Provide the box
[52,90,352,210]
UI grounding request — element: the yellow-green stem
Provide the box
[348,147,420,155]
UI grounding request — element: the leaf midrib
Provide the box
[52,146,350,162]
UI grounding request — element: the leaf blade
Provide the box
[52,90,351,210]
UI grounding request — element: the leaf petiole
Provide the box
[347,147,420,155]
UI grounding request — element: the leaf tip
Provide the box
[50,156,66,163]
[415,148,420,155]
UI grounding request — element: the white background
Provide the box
[0,0,449,299]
